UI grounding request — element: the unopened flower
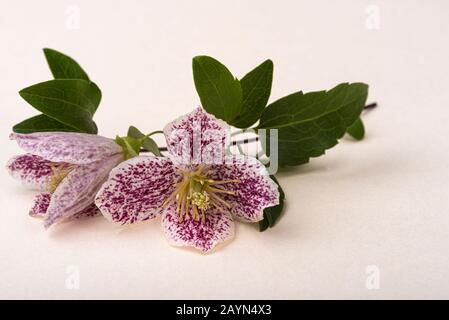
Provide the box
[95,108,279,253]
[7,132,124,228]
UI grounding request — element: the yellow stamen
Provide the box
[206,186,236,195]
[185,196,191,221]
[46,164,74,193]
[201,211,205,224]
[207,179,241,185]
[192,204,199,221]
[164,164,239,223]
[163,181,186,208]
[208,192,232,209]
[179,192,188,222]
[193,164,205,175]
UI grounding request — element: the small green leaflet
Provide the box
[192,56,274,129]
[192,56,242,123]
[127,126,161,156]
[231,59,273,128]
[127,126,144,139]
[13,114,78,133]
[346,117,365,140]
[13,48,101,134]
[18,79,101,134]
[116,126,162,159]
[115,136,140,160]
[258,83,368,167]
[43,48,90,81]
[259,175,285,231]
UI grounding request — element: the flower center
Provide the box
[46,163,75,193]
[191,191,210,211]
[163,164,240,223]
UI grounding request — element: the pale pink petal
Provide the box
[30,192,100,220]
[6,154,53,190]
[95,156,179,225]
[163,107,230,165]
[11,132,122,165]
[207,155,280,222]
[69,203,100,220]
[161,205,234,253]
[44,153,123,228]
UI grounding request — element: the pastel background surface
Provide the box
[1,0,448,299]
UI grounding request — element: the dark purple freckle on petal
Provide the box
[162,206,234,253]
[163,107,229,164]
[29,192,51,217]
[95,157,179,225]
[205,155,279,222]
[7,154,53,189]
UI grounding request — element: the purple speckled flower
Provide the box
[95,108,279,253]
[7,132,124,228]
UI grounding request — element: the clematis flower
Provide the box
[7,132,124,228]
[95,108,279,253]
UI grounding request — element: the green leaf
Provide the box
[141,138,161,156]
[192,56,242,122]
[258,83,368,167]
[231,59,273,128]
[115,136,140,160]
[43,48,89,80]
[13,114,78,133]
[259,175,285,231]
[127,126,161,156]
[346,117,365,140]
[127,126,141,137]
[19,79,101,134]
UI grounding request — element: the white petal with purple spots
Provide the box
[68,203,101,220]
[30,192,100,220]
[6,154,53,190]
[208,155,280,222]
[163,107,230,165]
[29,192,52,217]
[162,205,235,253]
[44,153,123,228]
[95,156,179,225]
[11,132,122,165]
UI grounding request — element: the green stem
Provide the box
[145,130,164,137]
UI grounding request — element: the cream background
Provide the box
[1,0,448,299]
